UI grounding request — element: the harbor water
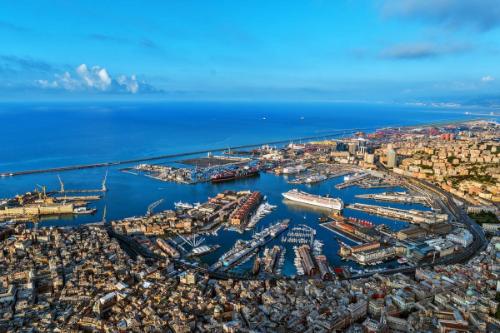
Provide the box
[0,102,486,276]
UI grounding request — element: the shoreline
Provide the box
[0,118,486,178]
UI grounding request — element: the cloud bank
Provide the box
[481,75,495,82]
[36,64,158,94]
[381,42,470,59]
[382,0,500,31]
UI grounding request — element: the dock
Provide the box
[355,191,430,205]
[346,203,448,224]
[320,222,363,245]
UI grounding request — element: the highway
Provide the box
[347,163,488,280]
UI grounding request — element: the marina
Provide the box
[209,219,289,272]
[0,115,483,279]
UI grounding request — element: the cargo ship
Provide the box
[282,189,343,211]
[211,166,259,183]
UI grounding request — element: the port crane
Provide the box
[56,170,108,194]
[101,205,107,224]
[35,184,48,199]
[175,231,205,248]
[146,199,164,216]
[57,174,65,193]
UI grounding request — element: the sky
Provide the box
[1,0,500,106]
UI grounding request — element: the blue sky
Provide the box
[1,0,500,106]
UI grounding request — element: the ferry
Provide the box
[174,201,193,210]
[304,174,327,184]
[282,189,343,211]
[188,244,220,257]
[282,164,306,174]
[73,207,97,215]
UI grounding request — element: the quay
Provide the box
[355,191,430,205]
[320,221,363,245]
[335,173,370,189]
[346,202,448,224]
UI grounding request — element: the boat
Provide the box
[282,165,306,174]
[282,189,343,211]
[213,220,289,270]
[188,244,220,257]
[73,207,97,215]
[174,201,193,210]
[245,202,277,230]
[211,166,259,183]
[304,174,327,184]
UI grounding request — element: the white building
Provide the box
[446,229,473,247]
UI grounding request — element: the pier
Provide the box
[346,203,448,224]
[355,191,430,205]
[320,222,363,245]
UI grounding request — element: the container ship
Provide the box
[211,166,259,183]
[282,189,343,211]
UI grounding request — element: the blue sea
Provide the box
[0,102,490,275]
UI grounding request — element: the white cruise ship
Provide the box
[282,189,343,211]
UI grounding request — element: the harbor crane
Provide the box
[101,205,107,224]
[57,171,109,194]
[35,184,47,199]
[57,175,65,193]
[146,198,164,216]
[101,170,108,192]
[175,231,205,248]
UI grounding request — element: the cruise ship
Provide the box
[282,189,343,211]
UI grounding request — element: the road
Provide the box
[105,161,488,282]
[348,163,488,280]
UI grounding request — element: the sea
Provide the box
[0,101,494,276]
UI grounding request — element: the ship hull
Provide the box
[211,170,259,183]
[282,191,342,211]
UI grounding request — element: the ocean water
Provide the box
[0,102,484,275]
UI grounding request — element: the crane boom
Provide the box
[147,198,164,216]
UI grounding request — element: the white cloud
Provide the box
[481,75,495,82]
[116,74,139,94]
[36,64,156,94]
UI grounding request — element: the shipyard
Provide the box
[0,175,106,222]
